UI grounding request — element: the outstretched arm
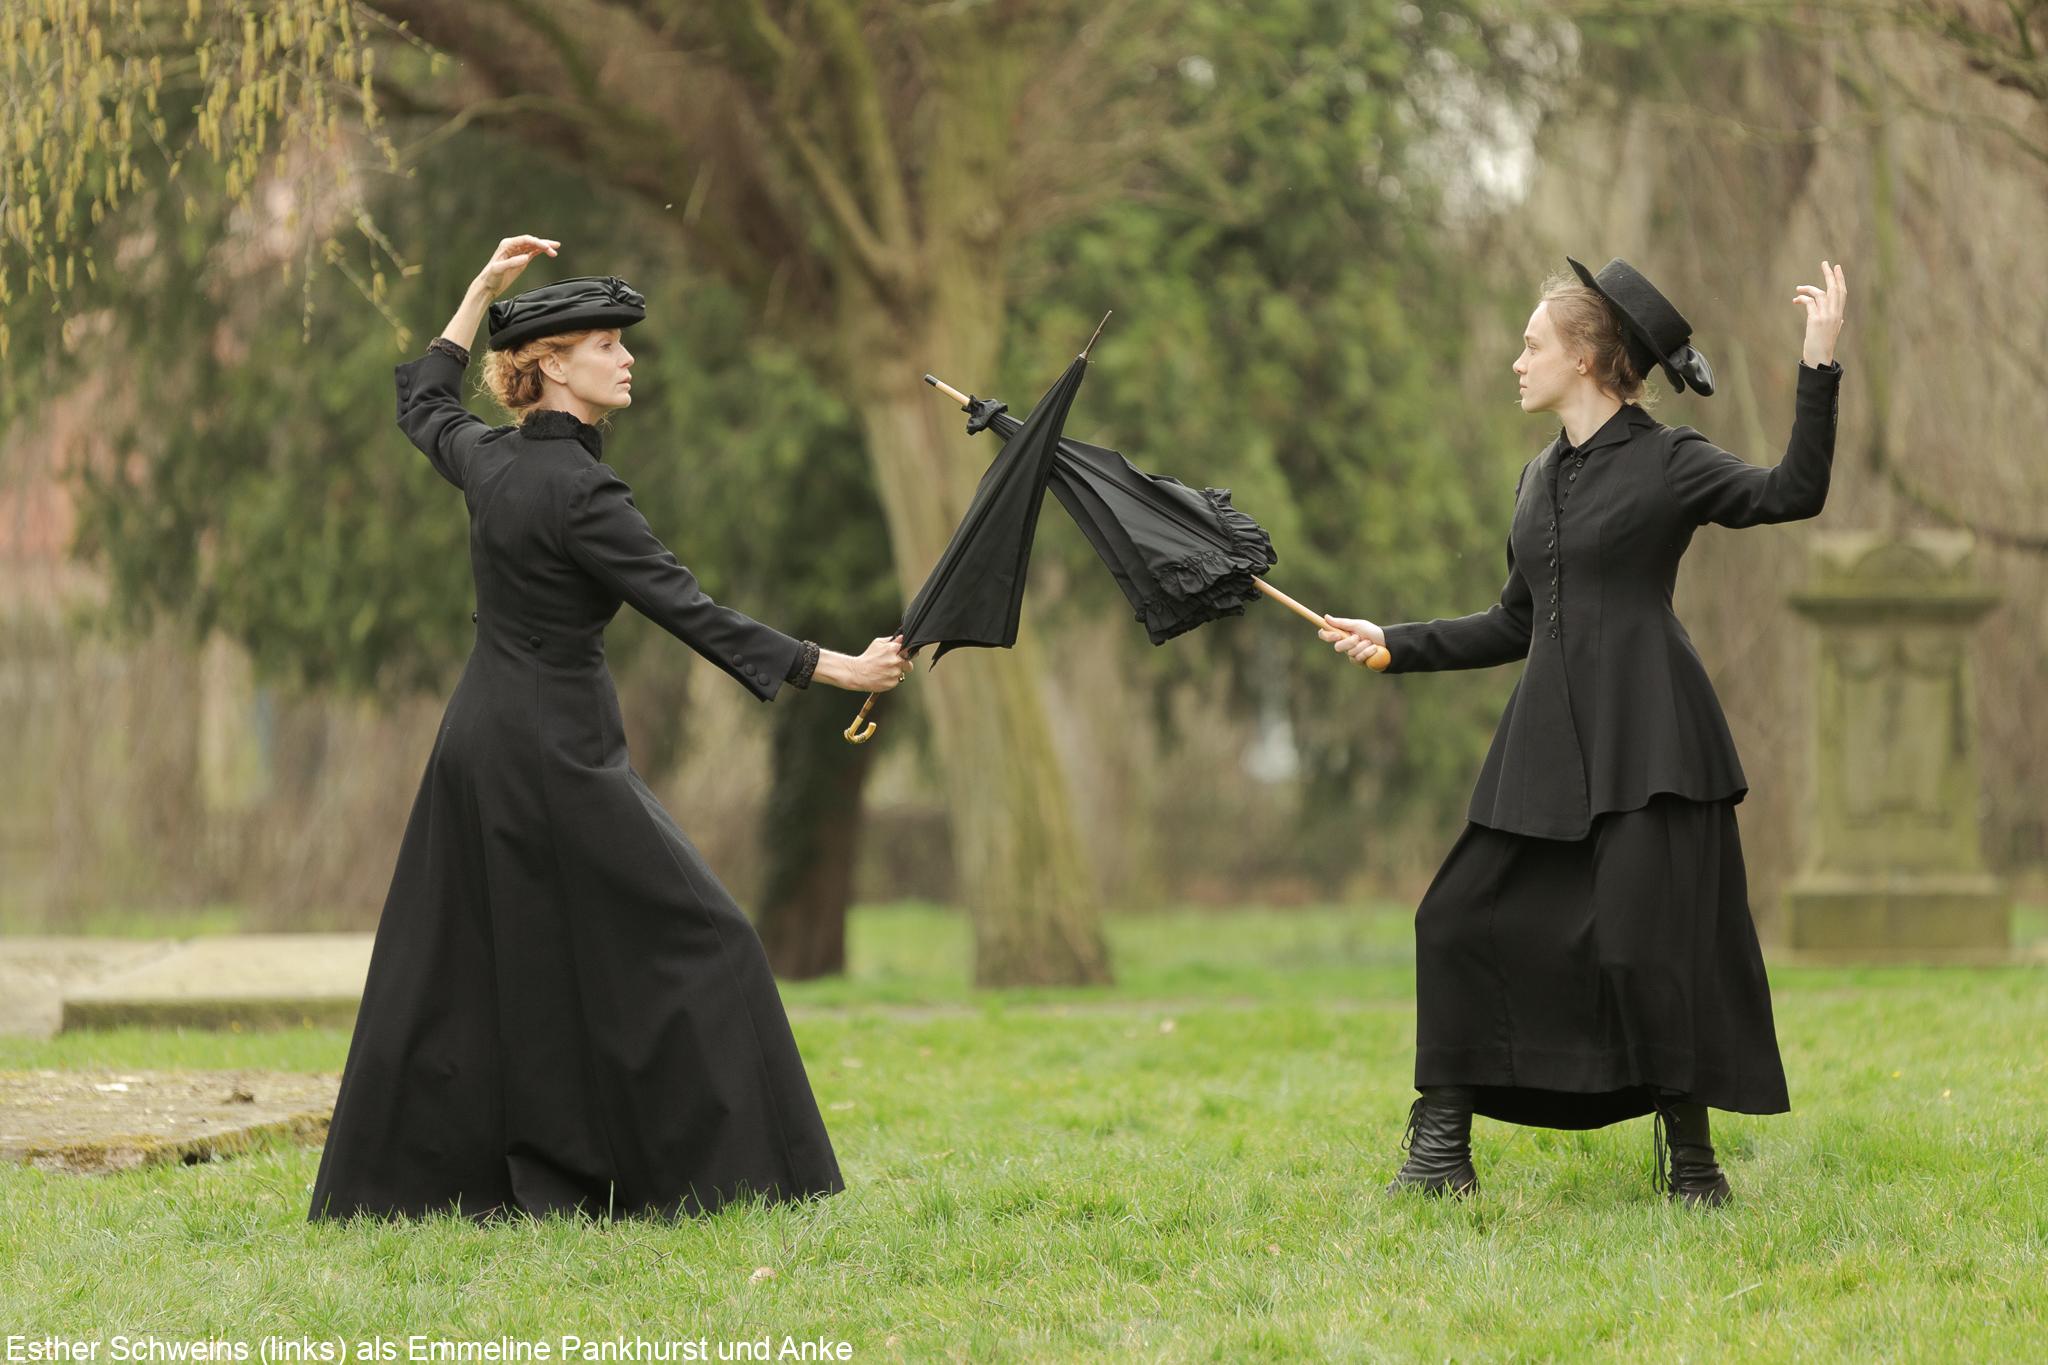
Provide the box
[1378,525,1536,674]
[396,235,561,490]
[562,462,807,702]
[1374,462,1536,674]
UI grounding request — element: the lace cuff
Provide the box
[427,336,472,367]
[785,639,821,689]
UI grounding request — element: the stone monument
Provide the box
[1783,530,2010,961]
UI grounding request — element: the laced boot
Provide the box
[1385,1085,1479,1197]
[1650,1091,1731,1207]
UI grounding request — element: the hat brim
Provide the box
[1564,255,1687,391]
[487,307,645,352]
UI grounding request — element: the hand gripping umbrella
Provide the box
[841,340,1093,744]
[919,370,1371,656]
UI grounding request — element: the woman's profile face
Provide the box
[1513,302,1580,415]
[544,328,635,413]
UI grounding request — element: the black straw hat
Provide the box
[486,275,646,351]
[1566,256,1714,396]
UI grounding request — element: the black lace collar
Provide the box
[519,407,605,458]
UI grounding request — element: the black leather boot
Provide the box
[1385,1085,1478,1197]
[1650,1091,1731,1207]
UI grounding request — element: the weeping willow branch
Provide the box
[0,0,407,358]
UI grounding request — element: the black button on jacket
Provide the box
[1381,361,1843,840]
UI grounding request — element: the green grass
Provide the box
[0,900,255,939]
[3,904,2044,1360]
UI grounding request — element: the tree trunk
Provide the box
[746,368,899,979]
[837,310,1111,987]
[811,48,1110,986]
[754,691,875,979]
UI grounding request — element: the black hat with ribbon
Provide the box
[1566,256,1715,396]
[486,275,646,351]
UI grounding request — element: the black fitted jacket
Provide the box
[1381,360,1843,840]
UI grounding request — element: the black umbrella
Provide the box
[842,350,1090,744]
[921,373,1340,645]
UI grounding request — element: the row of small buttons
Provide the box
[1547,447,1588,639]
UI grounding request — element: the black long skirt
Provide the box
[1412,792,1790,1130]
[305,656,845,1224]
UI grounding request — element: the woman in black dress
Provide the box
[308,235,913,1223]
[1321,256,1848,1205]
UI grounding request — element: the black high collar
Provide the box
[1553,401,1654,461]
[520,407,605,458]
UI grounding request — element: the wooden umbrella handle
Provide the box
[843,692,880,744]
[1250,576,1324,629]
[924,374,972,408]
[1254,577,1390,671]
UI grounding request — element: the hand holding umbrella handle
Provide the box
[843,632,916,743]
[1255,579,1391,669]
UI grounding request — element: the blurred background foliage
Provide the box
[2,0,2041,965]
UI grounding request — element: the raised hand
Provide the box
[1795,260,1847,367]
[477,235,561,299]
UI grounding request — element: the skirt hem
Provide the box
[1416,1045,1792,1129]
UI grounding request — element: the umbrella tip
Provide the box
[1080,310,1112,360]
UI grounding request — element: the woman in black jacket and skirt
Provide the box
[1321,256,1848,1206]
[308,235,913,1223]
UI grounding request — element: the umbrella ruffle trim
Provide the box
[1204,487,1278,571]
[1132,489,1278,643]
[1137,577,1261,644]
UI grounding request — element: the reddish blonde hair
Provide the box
[479,329,603,423]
